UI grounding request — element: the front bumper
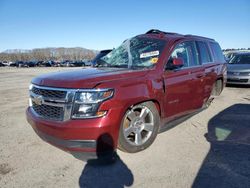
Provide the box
[26,106,123,157]
[227,75,250,85]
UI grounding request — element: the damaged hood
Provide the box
[32,68,148,89]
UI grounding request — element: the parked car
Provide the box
[2,61,9,66]
[82,60,92,66]
[227,52,250,85]
[26,29,226,158]
[59,60,70,67]
[15,61,28,67]
[53,61,61,67]
[92,49,112,66]
[35,61,44,67]
[71,60,90,67]
[0,62,6,67]
[39,61,55,67]
[26,61,37,67]
[9,61,18,67]
[224,51,240,62]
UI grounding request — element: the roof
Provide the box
[144,29,215,42]
[234,52,250,55]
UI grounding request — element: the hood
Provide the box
[32,68,149,89]
[227,64,250,72]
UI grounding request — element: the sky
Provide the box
[0,0,249,52]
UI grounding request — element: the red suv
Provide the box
[26,29,226,157]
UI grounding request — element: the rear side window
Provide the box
[209,42,225,62]
[169,41,199,68]
[196,41,212,64]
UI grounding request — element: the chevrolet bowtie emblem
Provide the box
[33,95,43,105]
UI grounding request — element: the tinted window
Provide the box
[197,41,212,64]
[169,41,199,68]
[210,42,225,62]
[229,54,250,64]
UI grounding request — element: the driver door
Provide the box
[163,41,204,119]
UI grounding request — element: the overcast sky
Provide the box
[0,0,249,52]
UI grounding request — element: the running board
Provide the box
[159,107,206,133]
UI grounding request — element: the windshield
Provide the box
[229,54,250,64]
[99,37,166,69]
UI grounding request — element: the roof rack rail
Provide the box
[146,29,181,36]
[146,29,164,34]
[184,34,215,41]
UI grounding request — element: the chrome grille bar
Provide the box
[29,85,75,121]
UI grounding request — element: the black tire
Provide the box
[118,101,160,153]
[211,79,223,96]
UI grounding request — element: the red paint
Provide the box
[26,31,226,154]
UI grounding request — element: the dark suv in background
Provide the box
[27,29,226,158]
[92,49,112,66]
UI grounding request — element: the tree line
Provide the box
[223,48,250,52]
[0,47,97,62]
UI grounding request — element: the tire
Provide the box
[118,101,160,153]
[211,79,222,96]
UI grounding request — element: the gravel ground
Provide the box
[0,67,250,188]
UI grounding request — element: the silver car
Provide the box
[227,52,250,85]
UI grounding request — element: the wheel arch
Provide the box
[212,77,224,96]
[124,99,162,118]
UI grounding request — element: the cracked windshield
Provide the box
[100,37,166,69]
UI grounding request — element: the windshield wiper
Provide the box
[107,65,128,68]
[130,65,152,70]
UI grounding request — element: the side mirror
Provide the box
[166,57,184,70]
[173,58,184,67]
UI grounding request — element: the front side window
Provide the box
[197,41,212,64]
[169,41,199,68]
[100,37,166,69]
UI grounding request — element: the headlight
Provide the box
[29,83,33,91]
[72,89,114,119]
[28,84,34,107]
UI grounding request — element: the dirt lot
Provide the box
[0,67,250,188]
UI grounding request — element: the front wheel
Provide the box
[118,102,160,153]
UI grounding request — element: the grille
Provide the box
[32,87,66,99]
[240,72,250,76]
[32,102,64,121]
[227,79,248,83]
[227,72,250,76]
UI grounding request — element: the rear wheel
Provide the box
[211,79,223,96]
[205,79,223,108]
[118,102,160,153]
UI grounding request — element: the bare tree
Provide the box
[0,47,98,62]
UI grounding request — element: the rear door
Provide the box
[196,41,215,100]
[163,41,204,119]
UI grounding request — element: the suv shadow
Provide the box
[78,133,134,188]
[192,104,250,188]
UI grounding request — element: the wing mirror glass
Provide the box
[166,57,184,70]
[173,58,184,66]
